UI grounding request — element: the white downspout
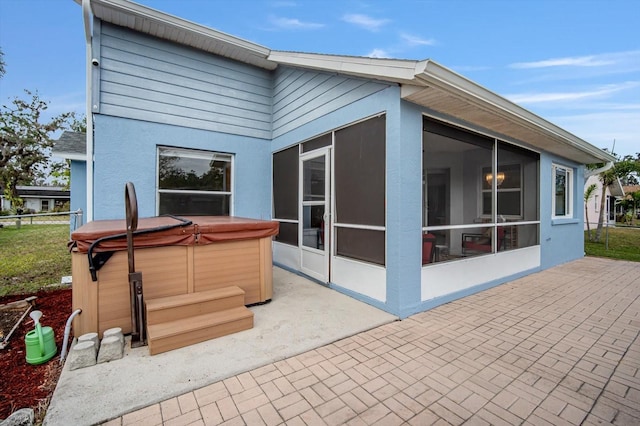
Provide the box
[82,0,94,222]
[584,161,614,182]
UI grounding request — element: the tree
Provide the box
[584,183,597,241]
[0,47,5,79]
[592,157,640,242]
[0,90,72,205]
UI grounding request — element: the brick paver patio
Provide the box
[104,257,640,425]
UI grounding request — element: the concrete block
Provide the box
[78,332,99,350]
[0,407,34,426]
[103,327,124,345]
[68,341,96,371]
[97,336,123,363]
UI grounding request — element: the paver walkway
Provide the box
[104,258,640,425]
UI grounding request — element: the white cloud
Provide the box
[509,50,640,70]
[400,33,436,47]
[367,49,390,58]
[269,16,324,30]
[510,55,612,69]
[342,14,390,32]
[505,82,640,105]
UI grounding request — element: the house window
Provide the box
[553,164,573,218]
[157,147,232,216]
[41,200,50,211]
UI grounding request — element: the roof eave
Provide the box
[268,51,422,84]
[412,61,616,164]
[82,0,276,70]
[52,151,87,161]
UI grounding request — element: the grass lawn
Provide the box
[0,224,71,296]
[585,226,640,262]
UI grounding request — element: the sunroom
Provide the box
[268,55,615,317]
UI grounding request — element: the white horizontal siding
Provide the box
[99,23,272,139]
[273,67,390,138]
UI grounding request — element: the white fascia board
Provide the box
[86,0,275,69]
[269,51,421,84]
[416,60,616,164]
[52,151,87,161]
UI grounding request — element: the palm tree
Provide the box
[584,183,597,241]
[593,158,639,242]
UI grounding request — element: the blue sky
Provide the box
[1,0,638,159]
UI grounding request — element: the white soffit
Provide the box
[410,61,616,164]
[85,0,275,70]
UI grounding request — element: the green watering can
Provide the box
[25,310,57,365]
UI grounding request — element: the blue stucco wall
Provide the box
[70,160,87,228]
[539,153,585,269]
[385,101,423,317]
[92,115,271,221]
[271,87,426,317]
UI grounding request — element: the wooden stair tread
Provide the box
[147,306,253,340]
[146,286,245,312]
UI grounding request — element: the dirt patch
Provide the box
[0,288,71,420]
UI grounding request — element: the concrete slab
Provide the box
[44,267,397,425]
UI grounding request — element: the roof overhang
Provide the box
[52,151,87,161]
[77,0,615,165]
[76,0,276,70]
[610,178,625,197]
[407,61,616,164]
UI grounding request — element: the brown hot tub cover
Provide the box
[71,216,279,254]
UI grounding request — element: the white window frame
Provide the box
[156,146,233,216]
[552,164,573,219]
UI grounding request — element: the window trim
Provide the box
[552,163,573,219]
[156,146,234,216]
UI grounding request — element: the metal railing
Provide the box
[0,209,83,232]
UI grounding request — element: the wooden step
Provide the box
[147,306,253,355]
[145,286,246,326]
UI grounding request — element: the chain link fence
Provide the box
[0,209,83,233]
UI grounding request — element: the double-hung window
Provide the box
[553,164,573,218]
[157,147,232,216]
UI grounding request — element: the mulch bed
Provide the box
[0,288,71,420]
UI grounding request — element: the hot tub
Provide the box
[70,216,279,337]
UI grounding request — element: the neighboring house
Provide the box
[0,186,70,212]
[52,130,87,222]
[69,0,615,318]
[583,175,625,229]
[622,185,640,219]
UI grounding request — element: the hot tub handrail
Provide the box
[86,214,193,281]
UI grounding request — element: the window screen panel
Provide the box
[336,228,385,266]
[273,146,299,220]
[275,222,298,246]
[334,116,386,226]
[302,133,332,153]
